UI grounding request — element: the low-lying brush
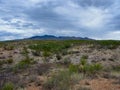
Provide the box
[0,59,13,66]
[2,82,14,90]
[69,64,79,74]
[112,65,120,71]
[12,57,35,73]
[43,70,71,90]
[6,59,13,64]
[69,58,103,76]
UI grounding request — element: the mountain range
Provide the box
[27,35,93,40]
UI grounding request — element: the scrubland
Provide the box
[0,40,120,90]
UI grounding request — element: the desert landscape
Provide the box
[0,0,120,90]
[0,40,120,90]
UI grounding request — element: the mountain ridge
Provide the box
[27,35,93,40]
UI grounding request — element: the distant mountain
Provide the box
[27,35,93,40]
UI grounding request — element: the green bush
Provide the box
[0,60,6,66]
[43,51,51,57]
[62,59,71,65]
[80,63,103,74]
[69,64,79,73]
[32,50,41,56]
[12,58,35,72]
[29,41,71,54]
[97,40,120,49]
[80,58,87,66]
[112,66,120,71]
[43,70,71,90]
[18,58,34,68]
[21,47,29,55]
[81,55,88,59]
[4,45,14,50]
[91,63,103,72]
[2,82,14,90]
[6,59,13,64]
[0,59,13,66]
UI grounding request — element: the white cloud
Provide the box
[54,3,113,30]
[0,22,45,40]
[55,29,82,36]
[104,31,120,40]
[79,7,111,29]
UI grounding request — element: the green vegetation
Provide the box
[0,40,120,90]
[62,59,71,65]
[112,65,120,71]
[12,57,35,73]
[43,51,51,58]
[2,82,14,90]
[16,58,34,69]
[79,58,103,75]
[80,56,88,65]
[69,64,79,73]
[43,70,72,90]
[81,55,88,60]
[82,63,103,74]
[6,59,13,64]
[0,59,13,66]
[68,57,103,75]
[97,40,120,49]
[29,41,71,54]
[3,45,14,50]
[0,60,6,66]
[21,47,29,55]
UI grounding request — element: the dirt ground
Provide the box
[78,78,120,90]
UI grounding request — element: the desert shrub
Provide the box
[17,58,34,68]
[92,63,103,71]
[6,59,13,64]
[80,58,87,66]
[69,64,79,73]
[4,45,14,50]
[28,75,37,83]
[0,60,6,66]
[79,58,103,74]
[82,63,103,74]
[81,55,88,59]
[2,82,14,90]
[62,59,71,65]
[0,59,13,66]
[112,65,120,71]
[71,73,84,84]
[36,64,51,75]
[32,50,41,56]
[29,41,71,55]
[42,51,51,63]
[43,70,71,90]
[43,51,51,57]
[21,47,29,56]
[12,57,35,73]
[61,50,68,55]
[79,64,88,74]
[97,40,120,49]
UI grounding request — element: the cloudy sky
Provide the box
[0,0,120,40]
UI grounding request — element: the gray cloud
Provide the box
[0,0,120,40]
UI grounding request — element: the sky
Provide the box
[0,0,120,40]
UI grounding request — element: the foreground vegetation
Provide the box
[0,40,120,90]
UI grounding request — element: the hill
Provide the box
[27,35,93,40]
